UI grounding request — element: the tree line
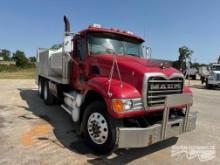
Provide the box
[0,49,36,68]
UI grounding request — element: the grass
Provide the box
[0,67,36,79]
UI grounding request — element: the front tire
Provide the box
[82,102,117,154]
[206,81,212,89]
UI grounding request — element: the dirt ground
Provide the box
[0,79,219,165]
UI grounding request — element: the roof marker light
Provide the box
[111,27,121,32]
[89,24,102,28]
[126,31,134,35]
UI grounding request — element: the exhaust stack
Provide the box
[63,15,72,53]
[62,15,72,83]
[64,15,71,32]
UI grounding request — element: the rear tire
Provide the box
[43,80,56,105]
[82,102,117,154]
[192,75,196,80]
[38,78,44,98]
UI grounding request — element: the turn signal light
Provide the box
[112,98,143,113]
[112,99,124,113]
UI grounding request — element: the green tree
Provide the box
[12,50,29,68]
[29,56,36,62]
[178,46,193,70]
[0,49,11,61]
[191,62,200,69]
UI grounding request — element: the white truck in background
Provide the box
[199,65,210,84]
[186,67,197,80]
[205,64,220,89]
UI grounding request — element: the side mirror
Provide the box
[142,46,152,59]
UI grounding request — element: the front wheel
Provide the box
[206,81,212,89]
[82,102,117,154]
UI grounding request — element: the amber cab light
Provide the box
[112,99,124,113]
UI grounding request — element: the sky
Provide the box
[0,0,220,64]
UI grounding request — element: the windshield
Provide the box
[88,33,143,57]
[212,65,220,71]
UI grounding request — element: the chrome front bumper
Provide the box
[117,94,197,148]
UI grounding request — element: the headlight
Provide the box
[112,98,143,113]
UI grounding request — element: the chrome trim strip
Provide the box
[142,72,184,109]
[148,80,182,83]
[148,90,182,93]
[148,95,167,98]
[148,100,165,104]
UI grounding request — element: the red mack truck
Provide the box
[36,16,197,154]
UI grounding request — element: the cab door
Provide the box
[71,34,87,90]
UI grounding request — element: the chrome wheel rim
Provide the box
[87,112,108,144]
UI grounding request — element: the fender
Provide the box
[85,77,192,118]
[85,77,142,118]
[183,86,192,94]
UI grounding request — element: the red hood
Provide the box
[88,54,182,93]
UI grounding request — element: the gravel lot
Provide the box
[0,79,219,165]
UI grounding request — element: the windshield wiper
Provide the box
[127,54,139,57]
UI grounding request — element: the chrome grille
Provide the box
[147,77,183,107]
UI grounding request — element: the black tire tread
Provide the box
[82,101,117,154]
[43,80,56,105]
[38,78,44,98]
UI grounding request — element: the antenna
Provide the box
[107,54,123,97]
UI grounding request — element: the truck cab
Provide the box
[36,16,197,154]
[206,64,220,89]
[70,26,144,91]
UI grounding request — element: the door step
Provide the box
[61,104,72,115]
